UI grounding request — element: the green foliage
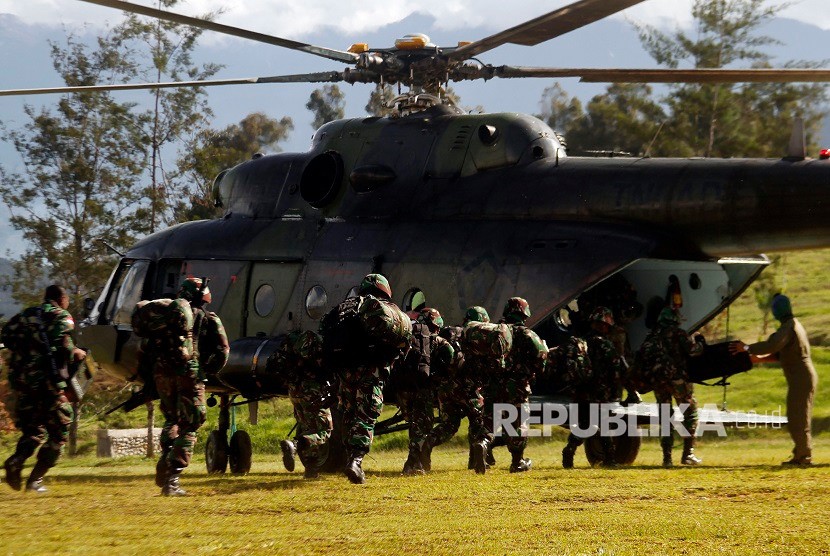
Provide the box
[0,32,149,309]
[115,0,223,232]
[306,85,345,129]
[175,112,294,221]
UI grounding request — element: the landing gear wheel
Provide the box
[229,430,253,474]
[205,430,229,474]
[585,435,642,466]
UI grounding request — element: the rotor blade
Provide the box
[492,66,830,83]
[0,73,345,97]
[78,0,358,64]
[449,0,646,61]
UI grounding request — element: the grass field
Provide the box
[0,436,828,555]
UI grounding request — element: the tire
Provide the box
[229,430,253,474]
[584,434,642,466]
[205,430,228,474]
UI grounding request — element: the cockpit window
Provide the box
[103,260,150,326]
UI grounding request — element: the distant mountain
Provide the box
[0,258,20,320]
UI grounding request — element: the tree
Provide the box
[564,84,667,156]
[0,33,149,309]
[365,84,398,117]
[307,85,345,129]
[116,0,223,232]
[635,0,828,157]
[536,83,584,134]
[176,112,294,220]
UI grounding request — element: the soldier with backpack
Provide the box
[271,330,333,479]
[488,297,547,473]
[319,273,411,484]
[560,306,626,468]
[133,277,229,496]
[421,306,500,474]
[395,307,453,475]
[2,285,86,493]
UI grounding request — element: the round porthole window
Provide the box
[254,284,276,317]
[305,285,328,320]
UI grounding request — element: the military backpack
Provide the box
[461,321,513,368]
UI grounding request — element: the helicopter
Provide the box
[3,0,830,471]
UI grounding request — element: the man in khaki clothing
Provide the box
[734,294,818,465]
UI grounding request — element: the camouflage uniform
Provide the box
[635,307,703,466]
[139,278,229,495]
[561,307,625,467]
[276,330,333,478]
[396,309,451,475]
[423,320,491,473]
[321,274,410,484]
[2,296,77,492]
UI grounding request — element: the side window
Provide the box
[402,287,427,313]
[103,260,151,326]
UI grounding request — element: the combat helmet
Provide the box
[178,277,212,305]
[418,308,444,331]
[657,307,680,326]
[589,306,614,327]
[503,297,531,324]
[358,273,392,300]
[463,306,490,324]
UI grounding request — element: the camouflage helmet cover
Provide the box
[358,273,392,299]
[417,307,444,330]
[657,307,680,326]
[589,306,614,326]
[178,276,212,304]
[503,297,531,321]
[463,306,490,324]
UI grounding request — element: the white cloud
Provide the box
[2,0,827,42]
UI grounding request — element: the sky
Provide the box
[1,0,829,258]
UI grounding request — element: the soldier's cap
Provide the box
[771,294,792,321]
[657,307,680,325]
[179,277,212,304]
[503,296,531,322]
[589,306,614,326]
[417,307,444,330]
[358,273,392,300]
[463,306,490,324]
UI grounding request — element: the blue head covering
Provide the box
[771,294,792,321]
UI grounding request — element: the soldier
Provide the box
[635,307,704,467]
[320,273,409,484]
[562,306,625,468]
[733,294,818,466]
[2,285,85,493]
[551,334,593,469]
[421,306,492,474]
[488,297,546,473]
[146,277,229,496]
[274,330,333,479]
[396,308,451,475]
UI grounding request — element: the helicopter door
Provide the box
[244,261,303,337]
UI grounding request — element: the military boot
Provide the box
[3,455,24,491]
[344,453,366,484]
[155,452,170,488]
[680,438,702,465]
[509,452,532,473]
[420,442,433,472]
[622,390,643,406]
[486,444,497,467]
[161,468,187,496]
[600,437,618,468]
[25,460,50,494]
[402,451,425,476]
[562,443,577,469]
[661,437,673,468]
[472,440,489,475]
[280,439,297,472]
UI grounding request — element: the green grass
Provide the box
[0,437,828,555]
